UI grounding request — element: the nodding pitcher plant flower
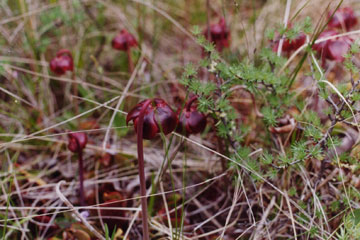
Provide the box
[50,49,74,75]
[204,17,230,52]
[68,132,88,206]
[112,29,138,72]
[177,96,207,135]
[126,98,178,139]
[68,132,87,153]
[328,7,358,30]
[126,98,177,240]
[112,29,138,52]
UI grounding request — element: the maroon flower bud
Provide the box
[328,7,358,30]
[50,49,74,75]
[272,32,306,53]
[112,29,138,51]
[126,98,178,140]
[204,17,230,52]
[68,132,88,153]
[177,96,207,135]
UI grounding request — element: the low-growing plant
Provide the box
[112,29,138,73]
[126,98,178,239]
[68,132,88,206]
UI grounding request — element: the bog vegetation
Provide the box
[1,0,360,239]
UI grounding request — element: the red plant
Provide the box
[112,29,138,51]
[126,98,178,140]
[100,191,127,232]
[126,98,178,240]
[313,30,352,63]
[272,31,306,53]
[328,7,358,30]
[68,132,88,206]
[325,36,352,62]
[50,49,74,75]
[312,29,338,54]
[177,96,207,135]
[204,17,230,52]
[112,29,138,72]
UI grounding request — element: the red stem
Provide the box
[186,96,198,111]
[78,149,85,206]
[137,99,152,240]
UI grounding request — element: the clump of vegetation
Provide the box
[1,0,360,239]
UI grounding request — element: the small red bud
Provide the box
[177,97,207,135]
[50,49,74,75]
[328,7,358,30]
[112,29,138,51]
[126,98,178,140]
[204,17,230,52]
[68,132,88,153]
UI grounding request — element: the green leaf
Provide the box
[261,106,278,126]
[191,25,202,36]
[261,151,273,165]
[304,125,323,141]
[288,186,297,197]
[114,113,128,137]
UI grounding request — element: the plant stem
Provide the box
[137,99,152,240]
[186,96,197,111]
[78,149,85,206]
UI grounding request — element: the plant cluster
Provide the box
[2,1,360,239]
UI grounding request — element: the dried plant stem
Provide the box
[56,181,105,240]
[137,99,152,240]
[277,0,292,57]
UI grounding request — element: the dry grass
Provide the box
[1,0,360,239]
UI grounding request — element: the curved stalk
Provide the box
[137,99,152,240]
[186,96,198,111]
